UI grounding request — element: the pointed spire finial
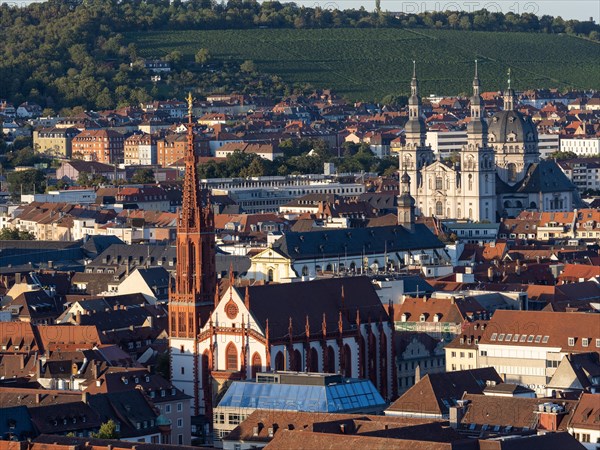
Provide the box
[412,60,416,78]
[187,92,194,123]
[244,286,250,310]
[214,283,220,307]
[507,67,511,90]
[229,263,235,287]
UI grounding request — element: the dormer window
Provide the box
[401,313,408,322]
[568,337,575,346]
[419,314,426,322]
[582,338,589,347]
[145,376,150,382]
[433,313,441,323]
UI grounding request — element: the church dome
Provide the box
[404,114,426,134]
[487,109,537,144]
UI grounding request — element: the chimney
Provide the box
[75,310,81,325]
[449,399,470,428]
[82,391,89,404]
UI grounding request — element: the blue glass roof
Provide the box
[217,379,385,413]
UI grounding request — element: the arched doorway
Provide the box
[267,268,274,282]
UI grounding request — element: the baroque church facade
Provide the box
[396,64,578,221]
[169,96,397,433]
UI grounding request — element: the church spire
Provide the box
[473,59,480,97]
[467,60,487,141]
[405,61,426,147]
[170,90,216,318]
[503,67,515,111]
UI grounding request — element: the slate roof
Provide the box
[28,401,102,435]
[386,368,503,416]
[82,235,125,258]
[245,277,387,341]
[272,225,444,260]
[496,160,576,195]
[86,390,160,439]
[3,290,63,322]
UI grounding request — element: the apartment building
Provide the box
[33,127,79,158]
[124,132,157,165]
[560,137,600,157]
[477,310,600,395]
[72,129,125,164]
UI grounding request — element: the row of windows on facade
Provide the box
[489,333,599,347]
[399,358,445,371]
[179,342,358,378]
[157,402,184,413]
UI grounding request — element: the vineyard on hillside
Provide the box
[129,28,600,100]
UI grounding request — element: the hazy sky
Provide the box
[295,1,600,22]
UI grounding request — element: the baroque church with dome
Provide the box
[397,63,578,221]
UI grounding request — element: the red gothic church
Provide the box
[169,97,397,424]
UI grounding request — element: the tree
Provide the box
[92,420,119,439]
[195,48,211,64]
[7,169,46,197]
[77,172,91,187]
[548,150,577,160]
[0,228,35,240]
[132,168,156,184]
[240,60,256,73]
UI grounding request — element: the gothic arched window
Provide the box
[468,174,473,191]
[343,344,352,378]
[251,352,262,379]
[274,351,285,371]
[327,346,336,373]
[225,342,238,371]
[310,347,319,372]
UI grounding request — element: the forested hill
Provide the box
[1,0,599,112]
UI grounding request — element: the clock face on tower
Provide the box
[225,300,239,320]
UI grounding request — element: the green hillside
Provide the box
[128,28,600,101]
